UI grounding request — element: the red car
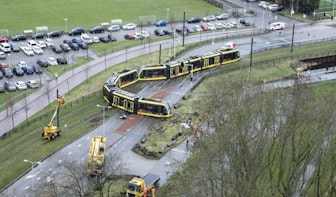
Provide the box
[200,24,209,31]
[0,37,9,43]
[124,34,135,40]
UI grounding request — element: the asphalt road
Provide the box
[2,1,336,195]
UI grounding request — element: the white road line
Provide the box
[171,148,192,155]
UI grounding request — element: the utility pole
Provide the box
[182,12,185,47]
[291,24,295,53]
[249,38,253,71]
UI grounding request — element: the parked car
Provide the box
[4,81,16,92]
[69,27,85,36]
[10,43,20,52]
[156,20,168,27]
[0,36,9,43]
[78,42,88,49]
[0,63,7,70]
[32,32,46,39]
[72,37,82,44]
[187,17,202,23]
[215,22,225,29]
[56,57,67,65]
[92,36,100,43]
[154,29,166,36]
[21,47,33,55]
[45,38,55,47]
[60,43,71,51]
[176,27,188,34]
[240,18,251,26]
[207,23,216,30]
[122,23,137,30]
[0,52,6,59]
[271,5,285,12]
[33,64,43,73]
[193,25,203,32]
[185,26,195,33]
[37,59,49,67]
[69,42,79,50]
[23,65,34,74]
[37,41,47,48]
[200,24,209,31]
[27,39,38,48]
[52,45,63,53]
[90,26,104,33]
[99,36,110,43]
[107,25,120,32]
[124,34,136,40]
[0,42,11,53]
[108,35,117,41]
[81,34,93,44]
[14,81,28,90]
[47,57,58,66]
[26,80,39,89]
[47,31,62,38]
[32,46,43,55]
[216,13,229,20]
[17,61,28,69]
[202,15,216,22]
[2,67,14,78]
[267,4,279,10]
[0,71,3,79]
[13,65,24,76]
[163,29,171,35]
[12,34,27,41]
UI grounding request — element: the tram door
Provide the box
[124,100,134,112]
[203,58,209,68]
[112,95,119,107]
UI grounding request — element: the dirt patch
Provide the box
[151,86,175,99]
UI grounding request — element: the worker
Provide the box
[193,123,198,135]
[151,187,156,197]
[144,187,149,197]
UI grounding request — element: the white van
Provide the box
[0,43,10,53]
[27,40,37,47]
[267,22,285,31]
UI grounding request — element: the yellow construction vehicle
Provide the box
[87,136,106,176]
[126,173,160,197]
[42,94,65,141]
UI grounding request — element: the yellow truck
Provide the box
[87,136,106,176]
[42,95,65,141]
[126,173,160,197]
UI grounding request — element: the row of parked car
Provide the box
[0,61,43,79]
[0,80,39,93]
[258,1,285,12]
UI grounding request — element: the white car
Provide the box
[37,41,47,48]
[193,25,202,32]
[0,51,6,59]
[45,38,55,47]
[141,30,150,38]
[92,36,100,43]
[216,13,229,20]
[26,80,39,89]
[47,57,58,66]
[268,4,278,10]
[32,46,43,55]
[215,22,225,29]
[26,40,37,48]
[17,61,28,69]
[81,34,93,44]
[207,23,217,30]
[107,25,120,32]
[18,42,28,51]
[23,47,34,56]
[14,81,28,90]
[133,32,144,39]
[122,23,137,30]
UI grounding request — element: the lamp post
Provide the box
[96,104,111,136]
[24,159,41,190]
[166,8,170,22]
[64,18,68,33]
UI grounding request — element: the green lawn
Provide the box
[0,0,223,36]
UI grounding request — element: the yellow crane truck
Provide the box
[87,136,106,176]
[126,173,160,197]
[42,93,65,141]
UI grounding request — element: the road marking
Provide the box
[78,144,81,147]
[58,160,62,163]
[24,186,30,190]
[68,152,72,155]
[36,177,41,181]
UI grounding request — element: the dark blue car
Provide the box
[156,20,168,27]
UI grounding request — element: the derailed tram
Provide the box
[103,45,240,118]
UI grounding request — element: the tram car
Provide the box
[102,45,240,118]
[138,46,240,81]
[103,83,173,118]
